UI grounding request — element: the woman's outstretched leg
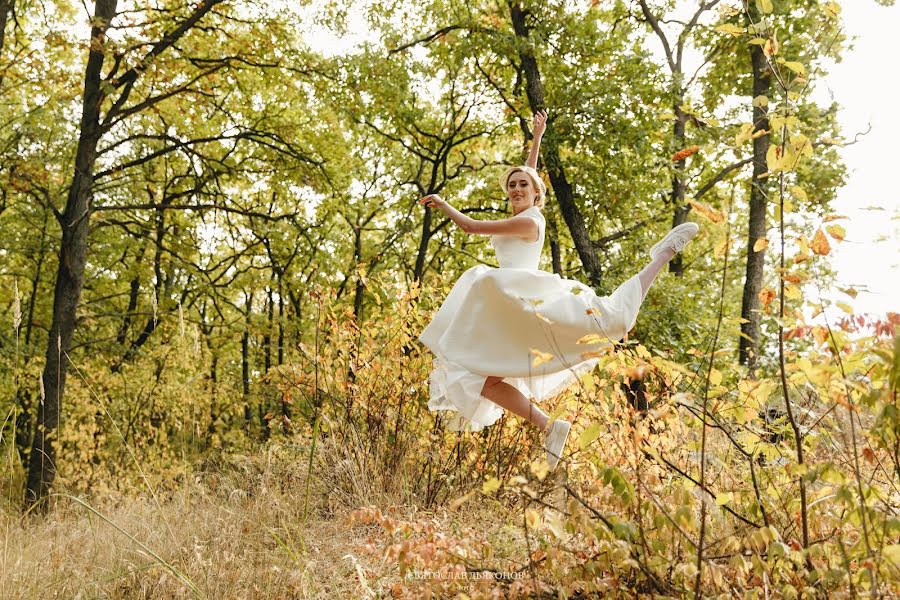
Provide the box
[481,376,549,431]
[637,248,675,300]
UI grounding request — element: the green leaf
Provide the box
[579,422,603,450]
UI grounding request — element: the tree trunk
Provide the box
[242,293,253,430]
[509,2,603,288]
[413,206,432,282]
[547,211,563,276]
[739,13,771,371]
[0,0,13,63]
[24,0,118,511]
[669,100,689,275]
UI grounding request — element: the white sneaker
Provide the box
[649,222,700,261]
[543,420,571,471]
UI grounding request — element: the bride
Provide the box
[417,110,698,470]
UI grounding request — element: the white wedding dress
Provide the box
[418,205,644,431]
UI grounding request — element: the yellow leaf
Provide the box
[714,237,730,258]
[824,1,841,19]
[764,35,778,57]
[735,122,755,146]
[525,508,542,530]
[811,228,831,256]
[715,492,733,506]
[752,95,769,108]
[715,23,745,36]
[579,423,603,450]
[840,287,858,299]
[883,544,900,567]
[753,238,769,252]
[825,224,846,241]
[530,458,550,481]
[689,199,725,223]
[709,369,723,386]
[785,285,801,300]
[837,302,854,315]
[531,348,555,367]
[781,60,805,76]
[482,477,502,494]
[577,334,605,345]
[766,144,783,172]
[756,0,773,14]
[823,214,847,222]
[789,186,807,202]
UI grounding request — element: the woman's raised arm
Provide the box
[525,110,548,169]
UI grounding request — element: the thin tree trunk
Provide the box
[116,276,140,346]
[547,211,562,276]
[24,0,118,511]
[413,206,433,282]
[0,0,13,64]
[509,2,603,288]
[242,293,253,430]
[739,10,771,371]
[669,101,689,275]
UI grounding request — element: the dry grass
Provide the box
[0,438,531,600]
[1,443,394,599]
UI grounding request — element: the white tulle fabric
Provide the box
[419,206,643,431]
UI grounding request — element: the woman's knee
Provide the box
[483,376,503,390]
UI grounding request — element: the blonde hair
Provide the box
[499,165,547,209]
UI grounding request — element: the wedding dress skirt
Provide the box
[418,206,643,431]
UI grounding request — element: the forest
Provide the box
[0,0,897,597]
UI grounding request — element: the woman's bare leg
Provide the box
[637,248,675,300]
[481,376,549,432]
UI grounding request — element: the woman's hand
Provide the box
[419,194,448,211]
[532,109,548,139]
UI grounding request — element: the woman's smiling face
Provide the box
[506,171,537,213]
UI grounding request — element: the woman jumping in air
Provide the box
[418,110,699,470]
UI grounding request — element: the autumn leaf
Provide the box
[735,122,755,146]
[531,348,555,367]
[689,199,725,222]
[481,477,502,494]
[759,287,776,310]
[755,0,773,14]
[579,423,603,450]
[823,1,841,19]
[715,23,745,36]
[825,224,846,241]
[811,228,831,256]
[577,333,605,345]
[672,145,700,162]
[753,238,769,252]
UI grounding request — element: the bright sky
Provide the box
[813,2,899,318]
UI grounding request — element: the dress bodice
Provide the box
[489,206,545,270]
